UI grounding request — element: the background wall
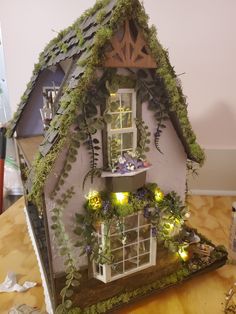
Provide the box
[0,0,235,193]
[0,26,10,122]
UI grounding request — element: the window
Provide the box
[93,211,156,283]
[107,89,137,162]
[40,85,59,129]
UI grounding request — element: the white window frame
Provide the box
[107,88,137,158]
[93,211,157,283]
[42,85,59,107]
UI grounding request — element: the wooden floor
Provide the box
[0,195,235,314]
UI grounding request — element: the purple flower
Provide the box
[143,206,151,218]
[85,245,92,254]
[151,227,157,237]
[136,188,146,200]
[102,200,110,214]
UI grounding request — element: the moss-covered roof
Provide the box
[8,0,204,206]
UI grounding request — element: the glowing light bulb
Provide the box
[87,191,102,210]
[114,192,129,205]
[167,223,175,231]
[178,246,189,262]
[154,188,164,202]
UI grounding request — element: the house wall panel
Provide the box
[16,67,64,137]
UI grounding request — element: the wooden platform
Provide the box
[0,195,235,313]
[16,136,43,166]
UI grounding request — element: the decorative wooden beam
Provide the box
[104,20,157,69]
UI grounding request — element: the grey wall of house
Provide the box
[43,103,187,274]
[16,67,64,137]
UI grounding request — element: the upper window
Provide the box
[107,89,137,165]
[40,86,59,130]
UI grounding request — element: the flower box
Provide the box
[101,167,150,192]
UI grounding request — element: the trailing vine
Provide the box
[135,118,151,159]
[51,187,81,313]
[107,136,120,171]
[74,183,188,267]
[50,135,81,200]
[135,71,169,154]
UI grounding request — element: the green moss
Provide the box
[68,265,191,314]
[96,9,106,24]
[107,74,136,92]
[28,137,66,209]
[9,0,205,209]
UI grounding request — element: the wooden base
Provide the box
[54,229,227,312]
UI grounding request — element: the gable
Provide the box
[104,19,157,68]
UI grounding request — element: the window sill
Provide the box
[102,167,151,193]
[101,166,151,178]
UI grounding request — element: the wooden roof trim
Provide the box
[104,19,157,68]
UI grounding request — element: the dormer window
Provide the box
[40,85,59,130]
[107,89,137,168]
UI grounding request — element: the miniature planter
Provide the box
[101,167,150,192]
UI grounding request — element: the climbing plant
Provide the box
[51,187,81,313]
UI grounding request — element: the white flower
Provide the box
[185,212,191,219]
[121,236,127,245]
[118,156,126,164]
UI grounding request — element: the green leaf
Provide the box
[73,272,81,279]
[51,216,58,222]
[51,224,59,230]
[71,279,80,287]
[74,227,83,235]
[66,289,74,298]
[55,304,65,314]
[60,287,67,298]
[103,113,112,123]
[64,299,73,309]
[60,247,68,256]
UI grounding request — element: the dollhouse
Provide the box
[8,0,227,313]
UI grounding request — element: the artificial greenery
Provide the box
[67,241,227,314]
[51,136,80,200]
[8,0,205,209]
[106,73,136,93]
[51,187,81,313]
[135,118,151,159]
[74,183,188,266]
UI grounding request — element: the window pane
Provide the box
[139,254,150,266]
[110,221,119,235]
[112,248,123,263]
[139,226,151,240]
[111,262,123,277]
[111,134,122,155]
[125,229,138,245]
[139,240,150,255]
[122,133,133,150]
[124,244,137,259]
[120,93,132,111]
[111,114,121,129]
[139,213,150,226]
[110,94,120,112]
[124,215,138,230]
[125,258,137,272]
[110,235,123,250]
[121,112,132,128]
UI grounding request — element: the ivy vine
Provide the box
[135,118,151,159]
[51,187,81,313]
